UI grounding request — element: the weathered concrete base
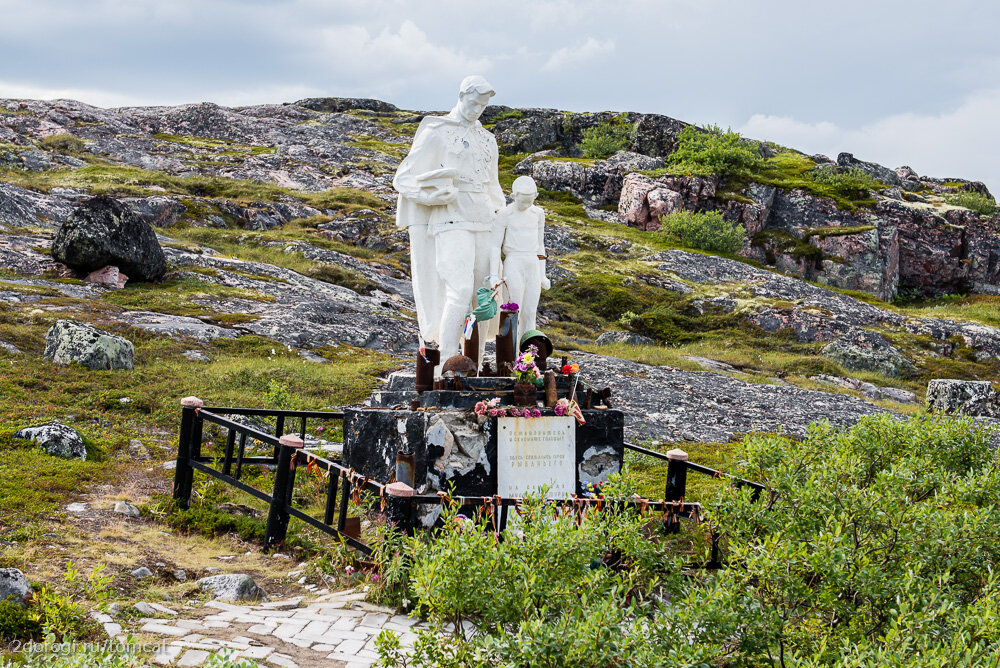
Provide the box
[343,407,625,515]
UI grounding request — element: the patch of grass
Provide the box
[0,436,115,542]
[896,293,1000,328]
[101,275,273,321]
[346,134,408,160]
[497,152,528,191]
[304,264,380,295]
[0,162,388,215]
[538,156,600,166]
[0,301,397,539]
[754,152,882,210]
[298,188,391,215]
[537,189,587,219]
[161,226,403,283]
[803,224,877,239]
[38,134,85,154]
[484,109,525,126]
[0,280,63,297]
[341,109,422,137]
[153,132,277,155]
[623,440,740,504]
[543,269,747,344]
[809,166,886,201]
[156,496,265,542]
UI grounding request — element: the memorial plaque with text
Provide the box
[497,416,575,499]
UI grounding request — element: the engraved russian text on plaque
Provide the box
[497,416,575,499]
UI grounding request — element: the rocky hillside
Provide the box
[1,94,1000,447]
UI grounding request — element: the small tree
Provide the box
[660,210,746,254]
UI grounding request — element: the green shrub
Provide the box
[809,166,884,200]
[666,124,764,179]
[579,120,632,159]
[947,190,998,217]
[0,587,95,643]
[374,414,1000,666]
[660,209,746,254]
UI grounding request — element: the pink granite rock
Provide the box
[85,265,128,289]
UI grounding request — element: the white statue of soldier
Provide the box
[392,75,505,367]
[490,176,550,334]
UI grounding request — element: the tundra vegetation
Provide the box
[372,415,1000,667]
[0,96,999,665]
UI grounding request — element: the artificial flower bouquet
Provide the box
[512,344,543,386]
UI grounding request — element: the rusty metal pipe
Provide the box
[415,349,440,392]
[395,451,415,487]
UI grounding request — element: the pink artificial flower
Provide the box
[489,408,503,417]
[487,397,501,408]
[510,408,522,417]
[531,409,542,418]
[554,399,569,417]
[474,401,487,416]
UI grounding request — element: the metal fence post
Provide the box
[173,396,204,509]
[385,481,415,535]
[664,448,688,534]
[264,434,303,549]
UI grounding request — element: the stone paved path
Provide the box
[100,589,429,667]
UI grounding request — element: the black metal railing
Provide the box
[173,397,761,565]
[624,441,767,566]
[173,396,382,555]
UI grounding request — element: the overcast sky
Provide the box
[2,0,999,194]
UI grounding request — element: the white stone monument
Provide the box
[490,175,550,334]
[392,75,506,366]
[496,416,576,499]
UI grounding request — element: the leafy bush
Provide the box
[947,190,998,217]
[579,119,632,159]
[666,124,764,179]
[374,414,1000,666]
[0,587,95,643]
[809,166,884,200]
[660,209,746,253]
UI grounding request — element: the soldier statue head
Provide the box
[457,75,495,123]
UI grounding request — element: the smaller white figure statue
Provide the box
[490,176,550,334]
